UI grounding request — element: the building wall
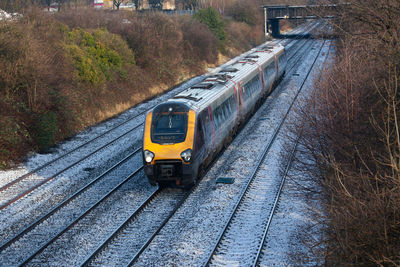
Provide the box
[162,0,175,10]
[104,0,113,9]
[103,0,175,10]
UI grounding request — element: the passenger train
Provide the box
[142,43,287,187]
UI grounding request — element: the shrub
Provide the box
[0,6,267,167]
[194,7,226,43]
[179,16,218,65]
[64,28,132,85]
[226,0,262,26]
[287,0,400,264]
[225,21,263,53]
[32,111,58,151]
[0,115,31,169]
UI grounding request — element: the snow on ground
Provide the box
[0,75,204,255]
[0,9,11,20]
[0,22,331,266]
[259,41,334,266]
[134,39,331,266]
[0,9,22,21]
[0,75,204,189]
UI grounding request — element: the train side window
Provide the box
[213,110,218,129]
[219,107,225,122]
[224,102,229,117]
[231,95,236,110]
[215,107,220,128]
[222,102,227,119]
[268,62,274,75]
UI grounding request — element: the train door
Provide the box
[274,55,279,81]
[199,110,213,154]
[238,81,244,118]
[278,51,287,77]
[194,116,206,162]
[232,84,240,126]
[258,67,265,97]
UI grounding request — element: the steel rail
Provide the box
[116,23,323,267]
[0,147,141,251]
[0,123,142,210]
[0,21,317,211]
[0,110,147,193]
[80,187,162,267]
[80,23,325,267]
[124,36,320,267]
[18,166,144,266]
[126,186,196,266]
[252,40,333,267]
[251,132,302,267]
[0,75,205,199]
[82,146,223,267]
[204,39,327,266]
[3,21,322,266]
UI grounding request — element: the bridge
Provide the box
[263,4,345,37]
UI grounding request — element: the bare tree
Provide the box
[176,0,198,10]
[113,0,124,9]
[148,0,164,9]
[133,0,143,10]
[286,0,400,265]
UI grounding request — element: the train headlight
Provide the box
[144,150,155,163]
[180,149,192,163]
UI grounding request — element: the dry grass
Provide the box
[286,0,400,265]
[0,3,266,167]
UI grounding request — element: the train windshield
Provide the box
[151,103,189,144]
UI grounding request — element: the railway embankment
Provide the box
[285,0,400,264]
[0,3,266,168]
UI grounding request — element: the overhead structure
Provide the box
[263,4,346,37]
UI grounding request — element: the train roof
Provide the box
[166,43,285,112]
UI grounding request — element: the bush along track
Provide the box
[0,2,266,168]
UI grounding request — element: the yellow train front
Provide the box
[142,43,287,188]
[142,102,200,187]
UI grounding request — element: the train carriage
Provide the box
[143,43,286,187]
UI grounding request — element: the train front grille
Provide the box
[154,160,182,179]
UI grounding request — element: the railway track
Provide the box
[0,76,205,211]
[0,21,327,266]
[0,149,148,265]
[204,40,332,266]
[0,20,318,214]
[80,187,193,266]
[10,185,194,266]
[120,25,325,267]
[128,35,330,266]
[254,40,333,267]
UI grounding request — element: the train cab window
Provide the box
[151,103,189,144]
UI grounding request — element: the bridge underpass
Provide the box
[263,4,345,38]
